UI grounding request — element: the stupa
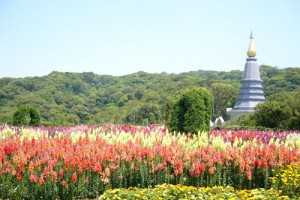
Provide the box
[227,31,266,119]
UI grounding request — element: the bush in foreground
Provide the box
[270,162,300,198]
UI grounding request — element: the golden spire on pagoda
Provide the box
[247,30,256,57]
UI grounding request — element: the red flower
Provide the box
[71,172,77,184]
[16,172,22,180]
[190,162,206,178]
[59,169,64,179]
[109,164,118,172]
[4,144,18,155]
[93,163,103,174]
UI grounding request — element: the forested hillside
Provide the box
[0,65,299,126]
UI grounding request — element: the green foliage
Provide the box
[168,87,212,134]
[229,90,300,130]
[231,113,256,128]
[253,101,292,129]
[13,105,40,126]
[261,66,300,96]
[210,83,238,120]
[0,66,299,126]
[284,116,300,130]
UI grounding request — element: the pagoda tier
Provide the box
[227,32,265,119]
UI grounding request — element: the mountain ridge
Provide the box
[0,65,299,126]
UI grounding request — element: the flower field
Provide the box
[0,125,300,199]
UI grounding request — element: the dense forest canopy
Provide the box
[0,65,299,126]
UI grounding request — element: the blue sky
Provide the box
[0,0,299,78]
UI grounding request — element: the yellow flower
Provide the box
[281,178,287,184]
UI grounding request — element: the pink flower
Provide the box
[102,177,109,184]
[118,174,123,179]
[61,180,68,187]
[84,179,89,184]
[30,174,38,183]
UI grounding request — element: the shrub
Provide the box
[253,101,292,129]
[13,105,40,126]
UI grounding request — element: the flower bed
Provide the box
[100,184,289,199]
[0,125,299,199]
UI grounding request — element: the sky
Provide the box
[0,0,299,78]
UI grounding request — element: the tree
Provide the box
[284,116,300,130]
[233,113,256,128]
[168,87,212,134]
[134,104,161,125]
[210,83,238,120]
[253,101,292,128]
[13,105,40,126]
[267,91,300,129]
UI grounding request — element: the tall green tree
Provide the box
[168,87,212,134]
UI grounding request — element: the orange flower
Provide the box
[11,169,16,176]
[29,161,35,173]
[51,171,57,181]
[246,170,252,180]
[209,166,217,175]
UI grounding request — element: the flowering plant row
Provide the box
[100,184,289,200]
[0,125,299,199]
